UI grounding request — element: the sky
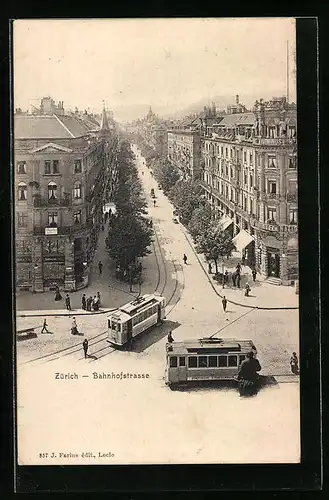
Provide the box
[13,18,296,122]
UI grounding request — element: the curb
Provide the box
[17,307,118,318]
[182,231,299,311]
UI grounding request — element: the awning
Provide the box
[219,215,233,231]
[232,229,255,252]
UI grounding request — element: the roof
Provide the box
[217,112,256,127]
[108,294,164,319]
[167,338,256,355]
[15,114,90,140]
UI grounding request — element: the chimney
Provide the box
[236,94,239,105]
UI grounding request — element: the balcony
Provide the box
[33,195,71,207]
[253,137,296,147]
[249,217,298,233]
[265,192,280,201]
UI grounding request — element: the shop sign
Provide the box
[44,256,65,263]
[16,255,32,263]
[45,227,58,235]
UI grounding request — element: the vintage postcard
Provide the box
[14,18,300,467]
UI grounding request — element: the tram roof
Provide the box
[167,338,256,355]
[109,294,164,319]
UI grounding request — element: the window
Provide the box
[244,174,247,186]
[52,160,59,173]
[218,356,228,367]
[17,182,27,201]
[289,156,296,169]
[74,182,82,199]
[228,355,238,367]
[225,148,228,158]
[74,159,82,173]
[269,126,275,138]
[225,165,228,176]
[269,181,277,194]
[250,199,253,215]
[188,357,197,368]
[48,182,58,200]
[250,174,253,187]
[17,161,26,174]
[225,186,228,199]
[45,161,51,174]
[230,167,233,178]
[289,126,296,138]
[244,151,247,162]
[73,210,82,224]
[268,207,277,222]
[17,213,28,227]
[289,208,298,224]
[249,152,253,164]
[198,356,208,368]
[48,212,58,226]
[243,196,247,211]
[268,156,276,168]
[179,357,186,367]
[170,357,177,368]
[209,356,218,367]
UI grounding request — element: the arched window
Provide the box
[48,182,58,200]
[73,182,82,199]
[18,182,27,201]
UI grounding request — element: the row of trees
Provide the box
[134,135,236,274]
[105,139,153,273]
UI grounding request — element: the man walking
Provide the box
[290,352,299,375]
[232,271,236,287]
[41,318,49,334]
[81,294,86,310]
[65,294,71,311]
[98,261,103,275]
[83,339,89,359]
[222,296,227,312]
[71,317,78,335]
[167,331,174,343]
[183,254,188,265]
[86,296,93,312]
[252,269,257,282]
[236,273,241,288]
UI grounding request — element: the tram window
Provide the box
[179,357,186,367]
[239,355,246,364]
[218,356,228,367]
[209,356,218,367]
[188,357,197,368]
[198,356,208,368]
[122,323,128,333]
[170,357,177,368]
[228,355,238,367]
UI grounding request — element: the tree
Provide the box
[168,179,203,226]
[153,160,180,193]
[187,201,212,242]
[196,222,235,273]
[106,213,152,269]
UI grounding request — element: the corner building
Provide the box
[14,106,117,292]
[202,97,298,285]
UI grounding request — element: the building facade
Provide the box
[167,130,202,180]
[202,96,298,285]
[14,105,117,292]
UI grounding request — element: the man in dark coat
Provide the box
[222,296,227,312]
[41,318,49,333]
[232,271,236,287]
[252,269,257,282]
[167,331,174,343]
[86,296,93,311]
[83,339,89,359]
[81,294,86,310]
[98,261,103,274]
[65,294,71,311]
[236,273,241,288]
[237,351,261,388]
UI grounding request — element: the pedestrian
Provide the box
[101,224,105,231]
[245,283,251,297]
[290,352,299,375]
[153,199,156,207]
[236,273,241,288]
[41,318,49,333]
[83,339,89,359]
[222,296,227,312]
[237,351,262,397]
[252,269,257,282]
[65,294,71,311]
[208,262,212,274]
[224,270,229,284]
[236,263,241,273]
[97,291,101,307]
[98,261,103,274]
[86,296,93,311]
[232,271,236,287]
[54,285,62,301]
[167,331,174,343]
[71,317,78,335]
[81,294,86,310]
[92,296,98,311]
[183,254,188,265]
[242,255,246,266]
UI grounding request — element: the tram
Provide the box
[107,294,166,347]
[165,337,257,389]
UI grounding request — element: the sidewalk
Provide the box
[182,226,299,310]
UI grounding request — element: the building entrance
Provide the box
[267,251,280,278]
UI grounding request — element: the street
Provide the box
[16,145,300,466]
